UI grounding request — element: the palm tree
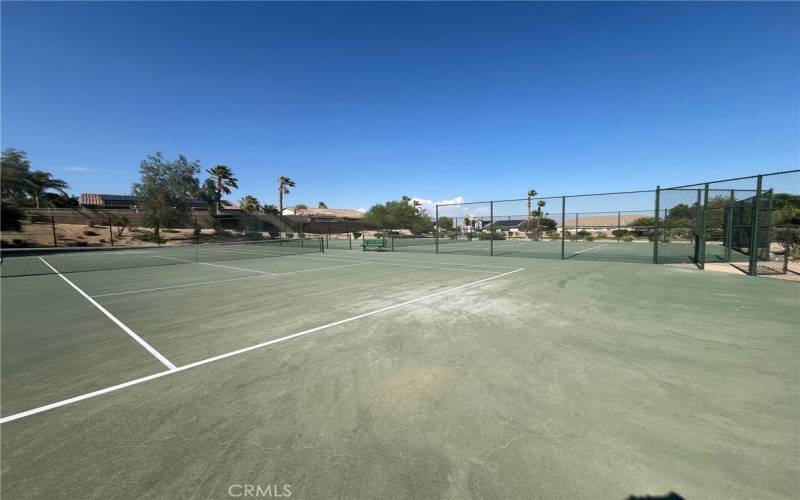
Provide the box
[278,176,295,213]
[262,204,279,216]
[534,199,547,237]
[29,171,69,208]
[318,201,328,209]
[526,189,537,235]
[206,165,238,214]
[239,195,261,213]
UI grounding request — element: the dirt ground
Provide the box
[2,222,208,247]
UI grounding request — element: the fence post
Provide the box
[725,189,734,261]
[346,220,351,250]
[698,184,709,269]
[653,186,660,264]
[489,201,494,256]
[561,197,566,259]
[783,226,790,274]
[435,205,439,254]
[617,211,621,242]
[575,213,579,241]
[327,221,331,249]
[108,215,114,247]
[748,175,763,276]
[51,215,58,247]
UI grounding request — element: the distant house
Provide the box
[281,207,364,220]
[79,193,237,211]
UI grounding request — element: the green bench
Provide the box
[362,238,386,252]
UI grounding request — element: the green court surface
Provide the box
[1,248,798,499]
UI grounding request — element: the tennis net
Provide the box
[0,239,323,277]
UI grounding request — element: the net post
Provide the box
[435,205,439,254]
[653,186,660,264]
[489,201,494,256]
[51,214,58,247]
[320,237,324,253]
[698,184,709,269]
[561,197,566,259]
[748,175,763,276]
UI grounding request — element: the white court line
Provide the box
[568,243,609,255]
[154,254,276,274]
[0,266,524,424]
[298,254,501,273]
[36,258,177,371]
[91,262,369,298]
[306,252,520,270]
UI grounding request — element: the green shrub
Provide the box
[577,230,591,238]
[622,235,635,242]
[586,236,595,241]
[1,205,25,231]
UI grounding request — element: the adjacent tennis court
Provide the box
[1,243,797,499]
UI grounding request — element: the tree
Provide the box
[437,216,453,230]
[539,217,557,231]
[28,171,69,209]
[318,201,328,209]
[262,204,279,216]
[1,148,33,202]
[131,153,200,242]
[363,197,433,234]
[667,203,693,221]
[206,165,238,215]
[111,214,131,237]
[239,195,261,213]
[278,176,295,213]
[294,204,308,214]
[526,189,537,235]
[197,178,218,214]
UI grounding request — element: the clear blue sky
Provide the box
[2,1,798,212]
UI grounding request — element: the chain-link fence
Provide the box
[4,208,321,248]
[393,170,799,279]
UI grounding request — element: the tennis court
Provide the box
[1,242,797,499]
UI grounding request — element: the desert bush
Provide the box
[586,236,595,241]
[82,229,99,236]
[87,220,95,228]
[577,230,591,238]
[622,235,635,242]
